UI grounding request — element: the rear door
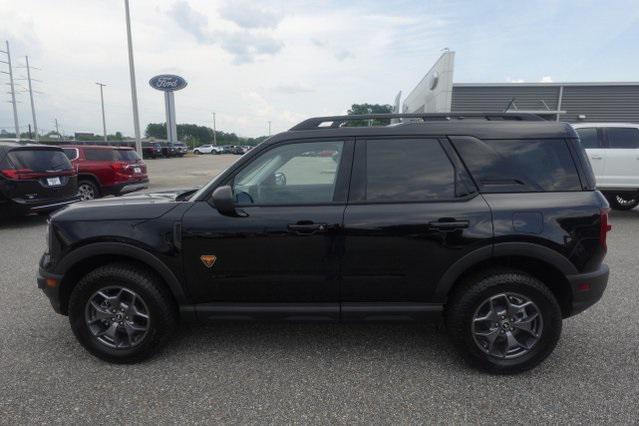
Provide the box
[574,127,606,183]
[602,127,639,188]
[340,137,493,314]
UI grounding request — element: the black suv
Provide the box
[1,141,78,217]
[38,114,610,373]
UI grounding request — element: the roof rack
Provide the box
[290,112,544,131]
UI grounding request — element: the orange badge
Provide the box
[200,255,217,268]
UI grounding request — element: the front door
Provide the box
[603,127,639,189]
[181,139,353,307]
[574,127,606,182]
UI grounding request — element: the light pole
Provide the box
[268,121,271,136]
[212,112,217,145]
[124,0,142,155]
[96,82,107,142]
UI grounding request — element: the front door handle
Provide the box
[590,155,603,160]
[428,219,469,230]
[288,222,327,235]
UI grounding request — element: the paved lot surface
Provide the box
[1,155,638,423]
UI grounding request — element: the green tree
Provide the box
[346,103,394,126]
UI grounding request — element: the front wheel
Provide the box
[446,268,562,374]
[606,192,639,211]
[68,262,177,363]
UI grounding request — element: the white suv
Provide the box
[572,123,639,210]
[192,145,223,155]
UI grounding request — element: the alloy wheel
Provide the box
[84,286,150,349]
[78,183,96,201]
[471,292,543,359]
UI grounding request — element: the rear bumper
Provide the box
[2,194,79,215]
[103,178,149,196]
[566,263,609,317]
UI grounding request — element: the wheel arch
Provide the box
[56,242,188,315]
[437,243,576,317]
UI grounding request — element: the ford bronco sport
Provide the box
[38,113,610,373]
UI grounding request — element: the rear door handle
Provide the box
[288,222,327,235]
[428,220,469,230]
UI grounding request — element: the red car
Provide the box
[61,145,149,201]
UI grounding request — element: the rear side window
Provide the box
[62,148,78,160]
[452,138,582,192]
[606,127,639,149]
[84,149,116,161]
[115,150,140,161]
[574,128,601,149]
[6,149,72,172]
[365,139,456,202]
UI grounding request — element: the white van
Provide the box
[572,123,639,210]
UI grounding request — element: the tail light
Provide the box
[600,208,612,250]
[1,168,35,180]
[110,161,128,172]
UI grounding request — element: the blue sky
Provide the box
[0,0,638,137]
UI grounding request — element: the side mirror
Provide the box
[212,185,238,216]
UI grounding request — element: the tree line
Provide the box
[145,123,267,147]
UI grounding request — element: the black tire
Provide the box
[78,179,101,201]
[605,192,639,211]
[445,268,562,374]
[68,262,177,363]
[194,150,201,155]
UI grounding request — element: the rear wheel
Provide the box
[606,192,639,211]
[193,150,201,155]
[446,268,562,374]
[78,179,100,201]
[68,262,177,363]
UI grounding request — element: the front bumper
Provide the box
[37,253,65,315]
[566,263,609,317]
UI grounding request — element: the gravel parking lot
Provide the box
[1,155,638,423]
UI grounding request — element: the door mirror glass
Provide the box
[211,185,237,216]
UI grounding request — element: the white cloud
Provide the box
[506,77,525,83]
[218,0,283,29]
[540,75,554,83]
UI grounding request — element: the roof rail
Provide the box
[290,112,544,131]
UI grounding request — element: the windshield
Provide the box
[7,149,73,172]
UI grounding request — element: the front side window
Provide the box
[232,141,343,205]
[606,127,639,149]
[575,128,600,149]
[365,139,456,202]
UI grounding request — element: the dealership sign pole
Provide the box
[149,75,187,144]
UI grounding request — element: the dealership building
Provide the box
[401,51,639,123]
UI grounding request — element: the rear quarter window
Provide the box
[452,138,582,192]
[606,127,639,149]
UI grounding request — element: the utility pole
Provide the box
[25,56,38,141]
[268,121,271,136]
[1,41,20,139]
[124,0,142,156]
[96,82,107,142]
[212,112,217,145]
[54,118,60,136]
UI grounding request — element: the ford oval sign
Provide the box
[149,75,187,92]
